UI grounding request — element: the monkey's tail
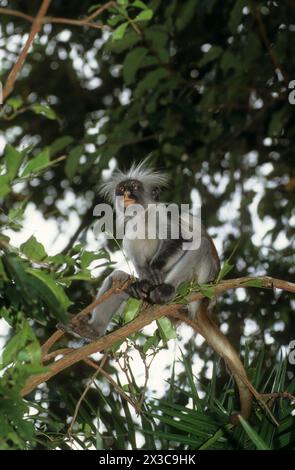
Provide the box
[196,301,252,423]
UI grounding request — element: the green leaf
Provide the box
[26,268,72,314]
[7,200,26,226]
[220,50,241,73]
[241,279,264,288]
[157,317,177,341]
[108,15,123,26]
[50,136,74,157]
[20,236,47,261]
[216,260,234,283]
[80,250,107,269]
[199,286,215,299]
[0,258,8,281]
[47,253,74,266]
[2,254,32,304]
[239,416,270,450]
[176,0,199,32]
[0,176,11,197]
[143,333,160,354]
[123,298,141,323]
[61,271,92,283]
[145,26,169,50]
[133,0,148,9]
[4,145,23,182]
[229,0,247,34]
[6,97,23,111]
[17,340,42,364]
[21,148,50,177]
[268,108,289,137]
[112,22,129,40]
[88,4,102,14]
[134,68,169,97]
[106,30,140,52]
[30,104,57,120]
[123,47,148,84]
[65,145,83,180]
[1,321,35,367]
[199,46,223,66]
[134,9,153,21]
[176,281,190,297]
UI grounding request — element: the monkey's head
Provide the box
[115,179,144,207]
[99,159,169,207]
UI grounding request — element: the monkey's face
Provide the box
[115,179,144,207]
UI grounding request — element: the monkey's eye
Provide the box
[132,184,138,191]
[117,185,125,193]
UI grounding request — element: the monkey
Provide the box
[62,159,253,421]
[88,159,220,334]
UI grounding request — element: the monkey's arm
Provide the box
[126,239,184,303]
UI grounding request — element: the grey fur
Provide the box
[90,161,219,336]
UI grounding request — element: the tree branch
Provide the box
[67,353,108,438]
[84,357,140,412]
[251,4,288,85]
[0,2,116,33]
[21,275,295,398]
[2,0,52,102]
[0,2,120,101]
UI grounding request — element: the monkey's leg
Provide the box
[89,270,130,337]
[195,301,253,422]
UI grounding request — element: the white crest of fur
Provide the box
[99,159,170,203]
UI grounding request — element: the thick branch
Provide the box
[22,303,180,396]
[21,275,295,397]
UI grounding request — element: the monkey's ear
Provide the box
[151,186,161,200]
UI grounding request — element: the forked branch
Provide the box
[20,275,295,424]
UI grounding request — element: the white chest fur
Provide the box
[123,237,159,268]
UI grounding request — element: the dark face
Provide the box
[115,179,144,207]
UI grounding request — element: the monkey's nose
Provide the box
[124,191,131,197]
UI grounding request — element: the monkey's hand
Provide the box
[126,279,154,301]
[149,283,175,304]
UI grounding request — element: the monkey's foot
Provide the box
[57,316,101,343]
[126,279,153,301]
[149,283,175,304]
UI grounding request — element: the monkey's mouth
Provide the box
[124,198,136,207]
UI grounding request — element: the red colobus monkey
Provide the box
[73,160,252,421]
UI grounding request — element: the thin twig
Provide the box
[259,391,295,409]
[43,347,74,363]
[2,0,52,101]
[84,357,139,412]
[67,354,108,437]
[41,330,64,356]
[0,2,116,31]
[252,4,288,85]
